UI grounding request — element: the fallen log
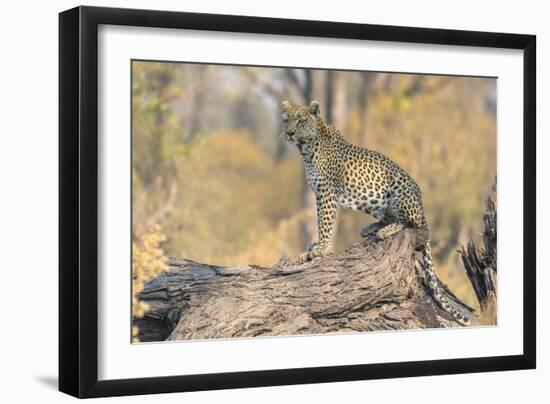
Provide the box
[135,228,474,342]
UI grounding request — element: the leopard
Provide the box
[280,99,469,325]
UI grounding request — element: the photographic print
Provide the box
[59,8,535,396]
[131,60,497,343]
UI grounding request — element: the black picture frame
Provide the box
[59,5,536,398]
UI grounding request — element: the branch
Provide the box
[241,68,290,102]
[135,228,474,342]
[403,76,453,98]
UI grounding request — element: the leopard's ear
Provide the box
[309,100,320,116]
[281,100,291,111]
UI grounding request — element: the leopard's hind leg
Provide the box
[360,221,386,237]
[375,222,406,240]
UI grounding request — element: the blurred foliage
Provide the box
[132,225,167,343]
[167,131,304,263]
[132,61,496,312]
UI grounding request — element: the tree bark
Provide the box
[136,228,475,342]
[460,183,497,324]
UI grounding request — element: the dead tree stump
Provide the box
[460,184,498,324]
[136,228,474,342]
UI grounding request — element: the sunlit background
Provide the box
[131,60,496,316]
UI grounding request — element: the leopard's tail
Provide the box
[422,241,470,326]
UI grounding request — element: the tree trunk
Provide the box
[356,71,374,145]
[136,228,475,342]
[324,70,334,124]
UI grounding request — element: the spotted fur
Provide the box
[281,100,469,326]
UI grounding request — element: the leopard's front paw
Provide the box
[275,251,310,267]
[308,244,331,260]
[306,241,318,252]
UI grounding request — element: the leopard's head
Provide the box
[281,100,321,147]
